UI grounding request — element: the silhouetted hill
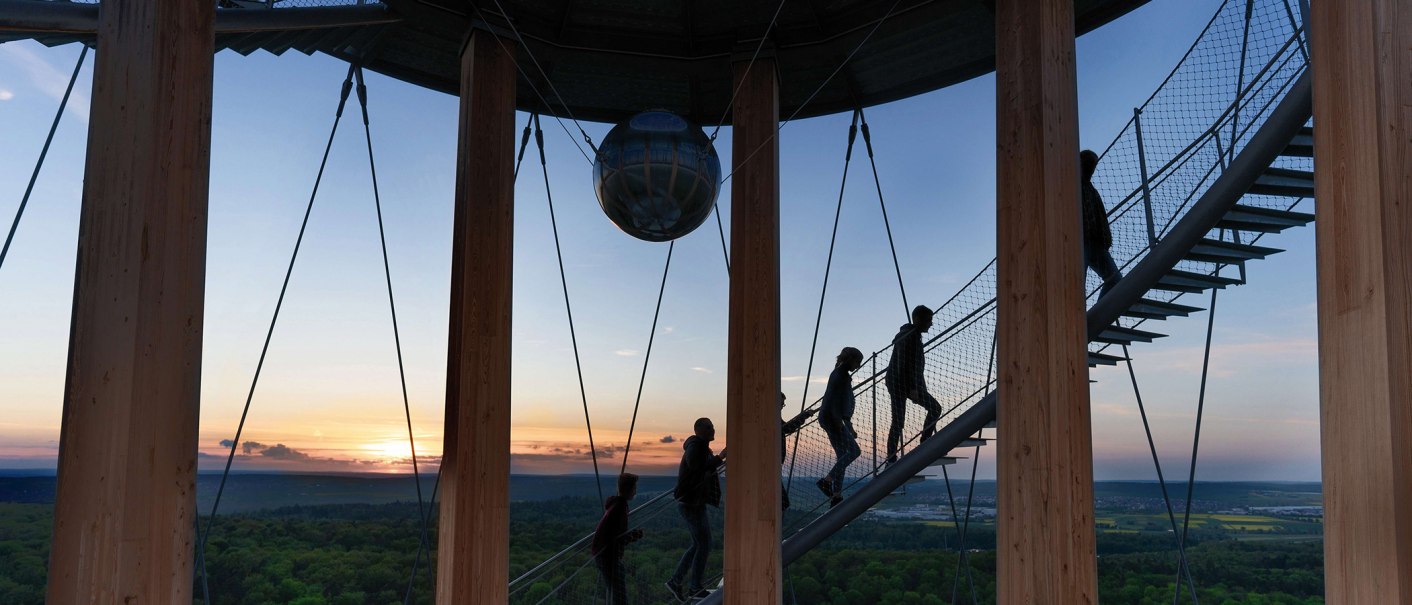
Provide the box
[0,472,1318,513]
[0,473,679,513]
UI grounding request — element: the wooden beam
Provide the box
[437,29,517,605]
[993,0,1098,603]
[45,0,214,600]
[1310,1,1412,602]
[723,56,782,605]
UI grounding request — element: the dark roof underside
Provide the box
[351,0,1151,125]
[4,0,1152,125]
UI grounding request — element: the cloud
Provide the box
[259,443,311,460]
[0,45,89,122]
[390,455,443,467]
[0,89,13,101]
[659,435,676,443]
[216,439,314,459]
[690,367,712,374]
[215,439,268,455]
[615,349,639,357]
[523,441,628,459]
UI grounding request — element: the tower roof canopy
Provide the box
[358,0,1151,124]
[1,0,1151,124]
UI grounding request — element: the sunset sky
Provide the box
[0,0,1322,480]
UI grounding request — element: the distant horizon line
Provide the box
[0,469,1323,484]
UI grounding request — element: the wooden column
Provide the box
[724,57,782,605]
[437,28,517,605]
[1310,1,1412,602]
[994,0,1098,603]
[45,0,214,601]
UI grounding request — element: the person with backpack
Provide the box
[666,418,725,602]
[817,347,864,507]
[885,305,943,466]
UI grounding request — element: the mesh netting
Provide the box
[512,0,1314,602]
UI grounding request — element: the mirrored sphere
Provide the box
[593,111,722,242]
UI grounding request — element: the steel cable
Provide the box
[197,64,358,604]
[533,113,605,502]
[1122,344,1201,604]
[784,110,859,492]
[1,45,87,274]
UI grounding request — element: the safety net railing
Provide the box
[507,0,1312,602]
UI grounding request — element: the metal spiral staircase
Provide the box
[507,1,1315,603]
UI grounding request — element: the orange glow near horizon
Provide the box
[153,423,699,475]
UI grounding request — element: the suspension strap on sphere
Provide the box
[714,205,731,275]
[620,241,674,473]
[707,0,790,143]
[857,106,911,318]
[533,113,606,503]
[196,64,359,604]
[470,0,598,163]
[717,0,905,188]
[785,110,860,492]
[1,45,88,274]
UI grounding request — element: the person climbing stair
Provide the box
[1080,149,1124,297]
[818,347,863,507]
[885,305,943,465]
[591,473,644,605]
[667,418,724,602]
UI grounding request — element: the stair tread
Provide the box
[1250,166,1315,198]
[1225,204,1315,223]
[1154,269,1242,292]
[1187,238,1283,263]
[1130,298,1204,314]
[1123,297,1204,320]
[1095,325,1167,345]
[1087,351,1126,366]
[1262,167,1314,179]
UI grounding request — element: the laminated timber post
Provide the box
[1310,1,1412,602]
[994,0,1099,603]
[45,0,215,600]
[437,27,518,605]
[724,55,783,605]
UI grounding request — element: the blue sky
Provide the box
[0,0,1321,480]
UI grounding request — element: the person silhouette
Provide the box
[885,305,943,465]
[817,347,863,507]
[666,418,724,602]
[1081,149,1123,297]
[591,473,644,605]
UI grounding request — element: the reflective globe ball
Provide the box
[593,111,722,242]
